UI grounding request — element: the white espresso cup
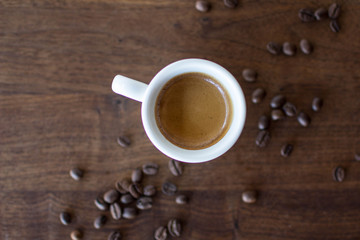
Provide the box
[112,59,246,163]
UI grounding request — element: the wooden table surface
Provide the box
[1,0,360,239]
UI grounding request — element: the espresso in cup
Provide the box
[155,72,232,150]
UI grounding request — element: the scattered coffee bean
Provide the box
[162,181,177,196]
[195,0,211,12]
[271,109,285,121]
[297,112,311,127]
[69,168,83,181]
[328,3,340,19]
[142,163,159,175]
[136,197,153,210]
[129,183,143,199]
[312,97,323,112]
[258,115,270,130]
[242,190,257,204]
[242,68,257,83]
[115,178,131,194]
[108,231,122,240]
[110,202,122,220]
[298,8,316,22]
[280,143,293,157]
[122,207,137,219]
[333,166,345,182]
[154,226,168,240]
[330,19,340,32]
[120,193,135,204]
[314,7,328,20]
[266,41,282,55]
[131,167,143,183]
[282,102,297,117]
[270,95,286,109]
[143,185,157,197]
[168,159,183,176]
[70,229,83,240]
[59,211,72,225]
[251,88,266,104]
[94,196,109,211]
[103,189,120,204]
[175,195,188,205]
[282,42,296,56]
[355,153,360,161]
[300,39,313,55]
[168,219,182,237]
[223,0,238,9]
[117,136,131,148]
[255,130,270,148]
[94,215,107,229]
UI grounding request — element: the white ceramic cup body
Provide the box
[112,59,246,163]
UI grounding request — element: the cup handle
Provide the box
[112,75,148,102]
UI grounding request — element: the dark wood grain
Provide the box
[1,0,360,239]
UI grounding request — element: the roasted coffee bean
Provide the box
[60,211,72,225]
[120,193,135,204]
[104,189,120,204]
[333,166,345,182]
[168,159,183,176]
[142,163,159,175]
[355,153,360,161]
[280,143,293,157]
[143,185,157,197]
[255,130,270,148]
[129,183,143,199]
[162,181,177,196]
[110,202,122,220]
[94,196,109,211]
[175,195,188,205]
[297,112,311,127]
[271,109,285,121]
[117,136,131,147]
[282,102,297,117]
[258,115,270,130]
[298,8,316,22]
[330,19,340,32]
[300,39,313,55]
[69,168,83,181]
[122,207,137,219]
[167,219,182,237]
[242,68,257,83]
[266,42,282,55]
[242,190,257,204]
[312,97,323,112]
[136,197,153,210]
[70,229,83,240]
[270,95,286,109]
[115,178,131,194]
[223,0,238,9]
[328,3,340,19]
[315,7,328,20]
[282,42,296,56]
[154,226,168,240]
[108,231,122,240]
[251,88,266,104]
[131,168,143,183]
[94,215,107,229]
[195,0,211,12]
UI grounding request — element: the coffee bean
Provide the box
[120,193,135,204]
[266,42,282,55]
[93,215,107,229]
[168,159,183,176]
[69,168,83,181]
[282,102,297,117]
[255,130,270,148]
[70,229,83,240]
[328,3,340,19]
[271,109,285,121]
[162,181,177,196]
[167,219,182,237]
[142,163,159,175]
[117,135,130,147]
[110,202,122,220]
[108,231,122,240]
[122,207,138,219]
[241,190,257,204]
[312,97,323,112]
[104,189,120,204]
[131,167,143,183]
[136,197,153,210]
[195,0,211,12]
[300,39,313,55]
[258,115,270,130]
[154,226,168,240]
[143,185,157,197]
[223,0,238,9]
[175,195,188,205]
[355,153,360,161]
[115,178,131,194]
[333,166,345,182]
[314,7,328,20]
[282,42,296,56]
[59,211,72,225]
[251,88,266,104]
[270,95,286,109]
[280,143,293,157]
[94,196,109,211]
[242,68,257,83]
[298,8,316,22]
[129,183,143,199]
[297,112,311,127]
[330,19,340,32]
